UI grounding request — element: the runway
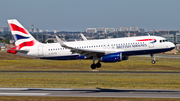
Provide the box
[0,88,180,98]
[0,71,180,74]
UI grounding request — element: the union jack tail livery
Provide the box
[7,19,39,54]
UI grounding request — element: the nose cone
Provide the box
[169,42,175,49]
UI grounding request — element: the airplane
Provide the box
[7,19,175,69]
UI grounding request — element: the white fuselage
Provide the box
[22,36,175,60]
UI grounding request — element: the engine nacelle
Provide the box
[77,55,86,59]
[100,53,122,62]
[122,56,129,60]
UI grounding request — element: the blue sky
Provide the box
[0,0,180,31]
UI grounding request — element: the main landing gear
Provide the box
[91,58,101,69]
[91,62,101,69]
[150,54,156,64]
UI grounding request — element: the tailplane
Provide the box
[7,19,39,54]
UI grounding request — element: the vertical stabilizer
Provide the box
[7,19,39,50]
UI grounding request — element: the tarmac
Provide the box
[0,88,180,98]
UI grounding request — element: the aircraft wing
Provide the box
[55,35,117,58]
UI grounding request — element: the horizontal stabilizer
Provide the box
[7,48,29,54]
[7,48,29,52]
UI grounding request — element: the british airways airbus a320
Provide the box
[7,19,175,69]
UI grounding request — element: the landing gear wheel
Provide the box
[91,64,96,69]
[151,60,156,64]
[150,54,156,64]
[96,62,101,68]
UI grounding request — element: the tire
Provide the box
[96,62,101,68]
[91,64,96,69]
[151,60,156,64]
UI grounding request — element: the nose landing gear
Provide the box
[150,54,156,64]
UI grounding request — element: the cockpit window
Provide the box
[160,39,168,43]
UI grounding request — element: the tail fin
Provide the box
[7,19,38,50]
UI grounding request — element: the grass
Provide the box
[0,51,180,71]
[0,51,180,100]
[0,96,180,101]
[0,73,180,89]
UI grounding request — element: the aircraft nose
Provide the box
[170,42,175,48]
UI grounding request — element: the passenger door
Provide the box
[38,45,43,56]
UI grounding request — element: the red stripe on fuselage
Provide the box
[136,39,155,41]
[9,23,28,34]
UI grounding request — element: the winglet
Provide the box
[55,35,66,46]
[80,33,87,41]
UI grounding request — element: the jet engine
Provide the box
[77,55,86,59]
[100,52,122,62]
